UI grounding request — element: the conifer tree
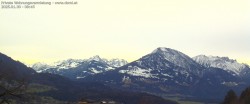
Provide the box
[239,87,250,104]
[222,89,238,104]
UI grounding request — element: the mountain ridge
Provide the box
[31,55,128,79]
[193,55,250,77]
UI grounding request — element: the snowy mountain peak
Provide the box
[150,47,201,69]
[108,59,128,68]
[52,59,84,69]
[89,55,102,61]
[152,47,175,54]
[32,62,48,68]
[193,55,249,75]
[87,55,128,67]
[31,62,52,72]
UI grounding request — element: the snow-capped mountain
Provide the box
[149,47,204,74]
[193,55,250,76]
[107,59,128,68]
[117,47,204,83]
[32,62,53,73]
[29,47,250,100]
[84,48,206,94]
[88,55,128,67]
[151,47,202,69]
[84,47,247,100]
[31,56,128,79]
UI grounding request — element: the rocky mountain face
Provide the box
[31,55,128,79]
[83,47,249,101]
[193,55,250,77]
[116,47,205,88]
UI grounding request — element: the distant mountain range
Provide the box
[14,47,250,103]
[32,48,250,80]
[0,52,178,104]
[31,55,127,79]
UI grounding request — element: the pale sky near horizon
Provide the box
[0,0,250,65]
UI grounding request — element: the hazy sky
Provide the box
[1,0,250,65]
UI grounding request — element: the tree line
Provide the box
[222,87,250,104]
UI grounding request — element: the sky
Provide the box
[0,0,250,65]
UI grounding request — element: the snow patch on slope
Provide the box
[119,66,155,78]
